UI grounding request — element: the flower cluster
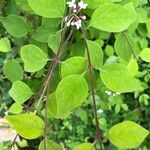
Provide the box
[66,0,88,29]
[105,90,120,97]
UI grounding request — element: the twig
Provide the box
[43,28,74,150]
[81,25,103,150]
[9,134,18,150]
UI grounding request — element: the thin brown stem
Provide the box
[9,134,18,150]
[43,59,58,150]
[43,28,74,150]
[81,25,103,150]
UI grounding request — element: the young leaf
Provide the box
[48,30,61,53]
[104,45,114,57]
[139,48,150,62]
[73,143,95,150]
[61,56,87,78]
[54,75,88,118]
[5,113,44,139]
[90,3,137,32]
[0,37,11,52]
[28,0,66,18]
[86,40,103,69]
[8,103,23,114]
[127,58,138,76]
[1,15,28,38]
[3,59,23,82]
[20,44,48,72]
[9,81,33,104]
[108,121,149,149]
[39,139,63,150]
[48,93,58,118]
[100,64,142,93]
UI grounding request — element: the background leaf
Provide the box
[140,48,150,62]
[20,44,48,72]
[28,0,66,18]
[86,40,103,69]
[114,33,138,62]
[61,56,87,78]
[8,103,23,114]
[32,26,56,43]
[0,15,28,38]
[54,75,88,118]
[73,143,95,150]
[0,37,11,52]
[5,113,44,139]
[100,63,142,93]
[39,139,63,150]
[108,121,149,149]
[9,81,33,104]
[3,59,23,82]
[90,3,137,32]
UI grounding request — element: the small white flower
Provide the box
[105,90,112,96]
[97,109,103,114]
[113,93,117,97]
[78,0,88,9]
[66,16,74,27]
[73,9,77,13]
[71,21,75,26]
[80,15,86,20]
[116,92,120,95]
[67,0,76,8]
[113,92,120,97]
[65,17,68,22]
[74,19,82,29]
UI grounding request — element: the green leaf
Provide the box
[28,0,66,18]
[90,3,137,32]
[48,30,61,53]
[3,59,23,82]
[0,37,11,52]
[139,48,150,62]
[73,143,95,150]
[61,57,87,78]
[114,33,137,62]
[5,113,44,139]
[136,8,147,23]
[86,40,103,69]
[20,44,48,72]
[32,26,56,43]
[8,103,23,114]
[127,58,138,76]
[115,105,120,114]
[108,121,149,149]
[48,93,58,118]
[15,0,33,12]
[39,139,63,150]
[147,19,150,36]
[104,45,114,57]
[1,15,28,38]
[9,81,33,104]
[100,64,142,93]
[83,0,105,9]
[51,75,88,119]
